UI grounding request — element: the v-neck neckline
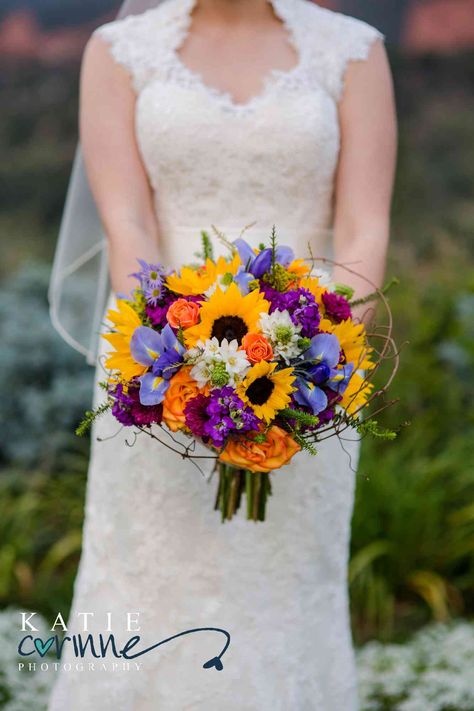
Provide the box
[169,0,305,112]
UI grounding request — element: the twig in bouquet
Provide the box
[96,424,127,443]
[336,434,359,474]
[124,430,139,447]
[135,426,217,461]
[238,221,257,239]
[211,225,235,254]
[305,241,321,278]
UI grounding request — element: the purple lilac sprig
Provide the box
[260,285,321,338]
[184,387,260,449]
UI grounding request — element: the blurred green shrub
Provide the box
[351,260,474,641]
[0,468,86,620]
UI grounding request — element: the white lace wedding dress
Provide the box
[48,1,383,709]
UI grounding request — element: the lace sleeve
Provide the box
[328,14,385,102]
[93,11,160,93]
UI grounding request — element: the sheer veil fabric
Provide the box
[48,0,165,365]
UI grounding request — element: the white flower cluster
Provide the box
[259,310,302,362]
[357,620,474,711]
[0,608,55,711]
[187,337,250,388]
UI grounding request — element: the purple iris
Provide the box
[233,267,254,295]
[130,324,185,405]
[295,333,346,414]
[233,238,294,278]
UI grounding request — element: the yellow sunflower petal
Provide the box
[101,298,146,379]
[184,282,270,348]
[327,319,374,370]
[237,361,296,423]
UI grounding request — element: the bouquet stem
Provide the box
[214,463,272,522]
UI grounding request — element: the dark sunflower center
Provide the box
[211,316,248,344]
[246,376,275,406]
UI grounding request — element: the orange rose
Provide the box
[162,367,201,432]
[241,333,273,364]
[166,299,200,329]
[219,426,300,473]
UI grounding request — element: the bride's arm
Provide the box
[80,36,162,295]
[333,40,397,321]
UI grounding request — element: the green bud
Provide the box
[221,272,234,286]
[274,325,294,345]
[334,283,355,300]
[297,337,311,352]
[209,362,230,388]
[262,263,292,292]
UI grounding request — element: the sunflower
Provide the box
[326,319,373,370]
[184,282,269,348]
[102,299,147,380]
[166,254,241,296]
[237,361,295,423]
[340,371,374,415]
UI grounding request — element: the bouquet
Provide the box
[79,230,398,522]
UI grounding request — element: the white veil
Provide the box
[48,0,166,365]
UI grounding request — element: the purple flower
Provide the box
[185,386,260,448]
[322,291,352,323]
[316,389,342,427]
[184,394,211,440]
[110,382,163,427]
[130,324,186,405]
[233,238,294,278]
[203,415,236,449]
[259,287,320,338]
[130,259,167,306]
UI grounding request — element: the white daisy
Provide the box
[190,359,212,389]
[189,337,250,387]
[218,339,251,383]
[259,310,302,362]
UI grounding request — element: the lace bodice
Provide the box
[95,0,383,267]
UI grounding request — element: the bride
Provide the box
[48,0,396,708]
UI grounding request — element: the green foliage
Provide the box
[0,467,87,619]
[75,400,112,437]
[279,408,320,429]
[355,419,398,441]
[351,263,474,642]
